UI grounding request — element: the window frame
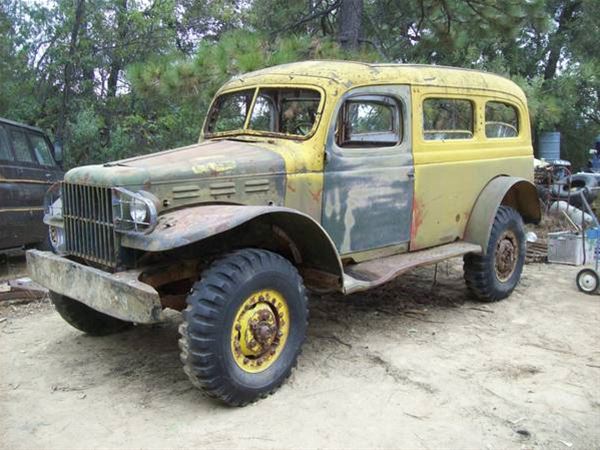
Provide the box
[0,125,16,162]
[203,84,326,141]
[7,126,38,165]
[422,97,476,142]
[337,94,402,148]
[484,100,520,139]
[28,131,58,167]
[327,85,411,159]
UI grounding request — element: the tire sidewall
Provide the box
[486,209,526,297]
[576,268,599,294]
[217,268,306,392]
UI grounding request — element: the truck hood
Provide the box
[64,139,286,188]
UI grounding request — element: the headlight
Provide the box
[113,188,158,234]
[44,182,62,219]
[130,198,149,223]
[48,225,65,254]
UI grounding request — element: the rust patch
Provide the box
[410,196,424,249]
[309,188,322,203]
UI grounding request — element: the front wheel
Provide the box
[50,292,133,336]
[464,206,526,302]
[179,249,308,406]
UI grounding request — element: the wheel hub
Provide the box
[231,290,289,373]
[495,230,519,282]
[580,274,596,290]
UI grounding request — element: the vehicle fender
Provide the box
[464,176,541,255]
[122,204,344,290]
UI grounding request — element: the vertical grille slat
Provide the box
[62,182,116,267]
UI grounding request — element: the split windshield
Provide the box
[205,88,321,138]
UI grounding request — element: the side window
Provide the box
[423,98,474,140]
[485,101,519,138]
[0,126,13,161]
[337,96,401,147]
[29,134,56,166]
[10,128,35,163]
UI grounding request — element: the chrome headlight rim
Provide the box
[112,188,158,234]
[44,181,63,220]
[48,225,66,254]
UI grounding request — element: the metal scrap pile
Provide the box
[535,159,598,226]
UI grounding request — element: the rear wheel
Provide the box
[179,248,308,406]
[50,292,133,336]
[464,206,526,302]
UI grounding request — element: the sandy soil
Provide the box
[0,261,599,449]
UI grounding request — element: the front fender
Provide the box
[121,204,344,288]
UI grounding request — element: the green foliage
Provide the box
[0,0,597,170]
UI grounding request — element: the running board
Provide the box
[342,242,482,294]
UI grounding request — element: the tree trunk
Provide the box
[107,0,128,98]
[543,0,581,81]
[338,0,363,51]
[57,0,85,142]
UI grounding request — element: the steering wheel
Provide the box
[294,122,313,136]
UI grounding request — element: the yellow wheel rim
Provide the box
[230,289,290,373]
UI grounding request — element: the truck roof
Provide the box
[0,117,46,134]
[220,60,527,102]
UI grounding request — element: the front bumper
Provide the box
[26,250,162,323]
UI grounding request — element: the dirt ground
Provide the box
[0,260,599,449]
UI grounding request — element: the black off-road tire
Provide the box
[463,206,526,302]
[50,292,133,336]
[179,249,308,406]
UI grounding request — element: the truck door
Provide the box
[0,124,19,250]
[321,85,413,257]
[2,126,60,249]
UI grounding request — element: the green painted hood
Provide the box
[64,139,286,189]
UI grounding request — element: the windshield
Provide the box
[205,87,321,138]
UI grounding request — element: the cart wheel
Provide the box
[576,268,599,294]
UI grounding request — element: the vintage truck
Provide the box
[28,61,540,406]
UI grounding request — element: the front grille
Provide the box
[62,183,118,267]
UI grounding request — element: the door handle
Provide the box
[407,171,415,179]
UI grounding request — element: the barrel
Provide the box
[539,131,561,161]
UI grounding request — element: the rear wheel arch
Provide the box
[464,176,540,254]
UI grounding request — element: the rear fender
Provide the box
[464,176,541,255]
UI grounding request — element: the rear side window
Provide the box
[485,102,519,138]
[337,95,401,147]
[0,126,13,161]
[10,129,35,163]
[29,134,56,166]
[423,98,474,140]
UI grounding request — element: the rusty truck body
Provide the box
[27,61,540,405]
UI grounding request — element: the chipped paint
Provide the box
[35,61,538,302]
[191,160,237,176]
